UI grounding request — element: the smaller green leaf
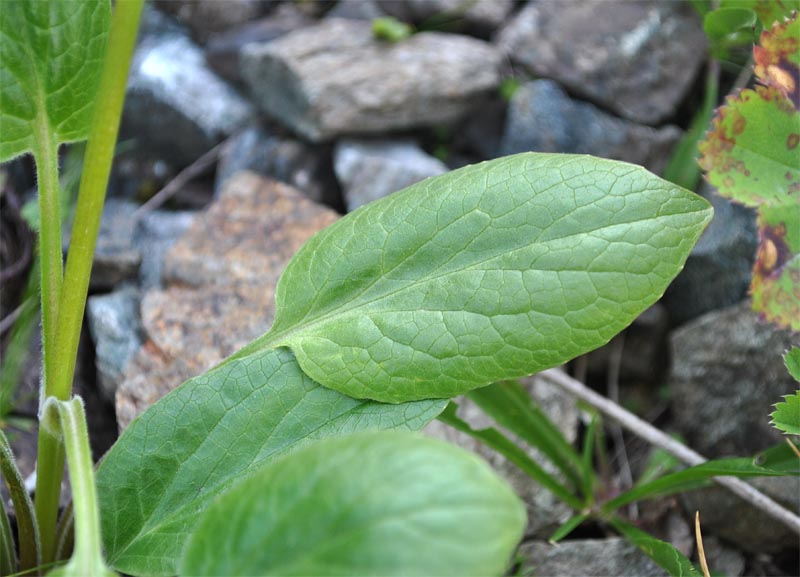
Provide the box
[611,519,701,577]
[771,391,800,435]
[704,8,758,41]
[754,441,800,471]
[372,17,413,42]
[785,347,800,382]
[603,455,798,513]
[179,431,526,577]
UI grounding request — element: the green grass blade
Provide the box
[438,402,582,509]
[467,380,584,489]
[611,518,701,577]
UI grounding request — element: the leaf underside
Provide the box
[179,432,526,577]
[96,348,445,577]
[0,0,110,161]
[264,153,713,403]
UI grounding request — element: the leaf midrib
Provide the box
[258,207,704,351]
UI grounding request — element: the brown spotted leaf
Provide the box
[698,84,800,207]
[751,204,800,330]
[754,14,800,109]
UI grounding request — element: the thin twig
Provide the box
[539,368,800,535]
[132,141,224,219]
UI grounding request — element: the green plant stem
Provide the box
[34,0,144,564]
[43,398,115,577]
[32,126,62,397]
[0,489,15,576]
[1,430,41,571]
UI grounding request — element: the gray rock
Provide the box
[662,185,758,326]
[500,80,681,175]
[205,4,315,86]
[241,18,501,142]
[334,138,447,211]
[133,209,196,290]
[87,286,143,401]
[424,374,579,538]
[701,536,746,577]
[584,303,670,385]
[518,538,668,577]
[496,1,706,125]
[154,0,266,44]
[71,199,141,291]
[380,0,514,35]
[122,11,255,167]
[328,0,386,20]
[670,302,796,457]
[216,126,334,205]
[681,476,800,553]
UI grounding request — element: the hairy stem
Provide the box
[35,0,145,563]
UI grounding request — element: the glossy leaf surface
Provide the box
[179,432,526,577]
[263,153,712,402]
[785,347,800,382]
[0,0,110,161]
[96,348,445,577]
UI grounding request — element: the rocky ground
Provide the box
[1,1,797,575]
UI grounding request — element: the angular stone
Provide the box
[380,0,514,35]
[87,286,142,401]
[662,185,758,326]
[154,0,266,44]
[78,199,141,291]
[215,126,334,205]
[334,138,447,211]
[670,302,795,457]
[327,0,386,21]
[424,374,579,538]
[500,80,681,175]
[205,4,315,86]
[518,538,667,577]
[242,18,502,142]
[115,173,338,429]
[121,8,255,166]
[133,209,196,290]
[496,1,706,125]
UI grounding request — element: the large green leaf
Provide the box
[179,431,526,577]
[256,153,712,403]
[0,0,110,161]
[96,348,445,577]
